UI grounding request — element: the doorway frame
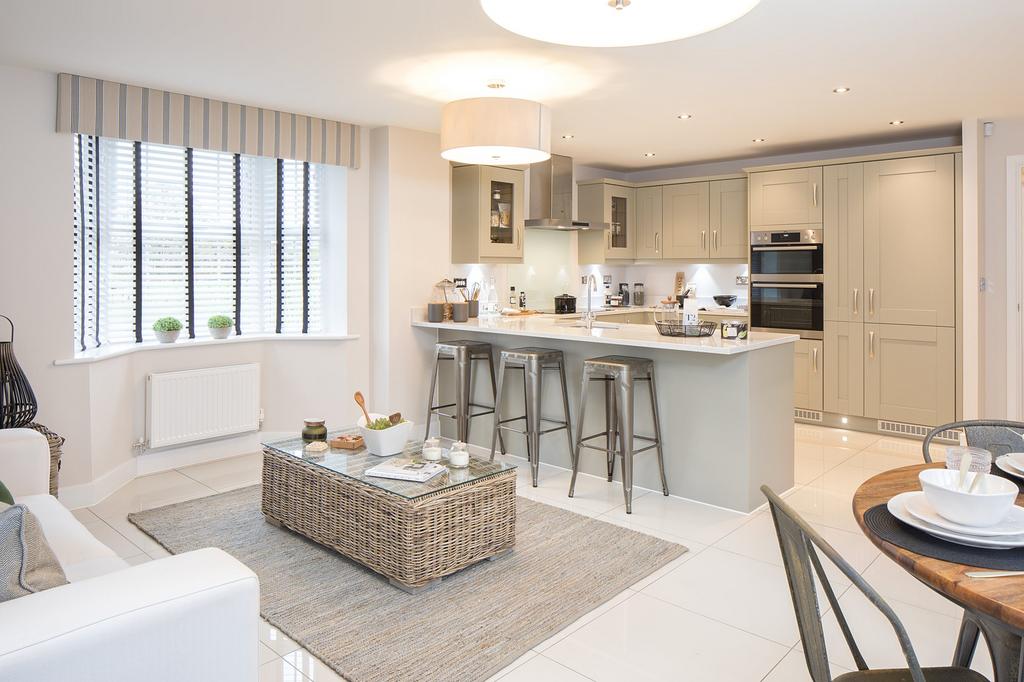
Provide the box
[1007,155,1024,420]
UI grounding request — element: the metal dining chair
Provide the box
[921,419,1024,671]
[922,420,1024,463]
[762,485,987,682]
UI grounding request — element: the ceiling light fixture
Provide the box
[677,113,693,120]
[889,119,905,126]
[752,138,766,143]
[486,79,507,90]
[440,97,551,165]
[643,152,656,158]
[479,0,761,48]
[832,86,851,94]
[561,134,575,140]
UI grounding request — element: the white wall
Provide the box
[369,126,452,422]
[977,118,1024,418]
[0,64,372,505]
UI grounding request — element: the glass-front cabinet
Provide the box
[578,180,636,263]
[451,165,525,263]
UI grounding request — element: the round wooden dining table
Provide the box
[854,461,1024,682]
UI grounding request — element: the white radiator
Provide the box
[146,363,261,449]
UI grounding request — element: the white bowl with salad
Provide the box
[357,413,413,456]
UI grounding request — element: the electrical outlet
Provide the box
[979,277,988,292]
[736,275,749,286]
[581,276,588,285]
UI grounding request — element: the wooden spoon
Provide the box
[354,391,372,425]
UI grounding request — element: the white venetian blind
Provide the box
[192,149,237,336]
[72,137,329,351]
[140,143,189,340]
[97,139,138,345]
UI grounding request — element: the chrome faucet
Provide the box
[584,273,598,328]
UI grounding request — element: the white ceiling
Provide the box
[2,0,1022,170]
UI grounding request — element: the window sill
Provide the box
[54,333,360,366]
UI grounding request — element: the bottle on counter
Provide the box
[508,286,517,306]
[633,283,645,306]
[619,283,630,306]
[518,290,527,309]
[483,277,499,315]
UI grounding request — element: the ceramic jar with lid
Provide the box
[302,418,327,442]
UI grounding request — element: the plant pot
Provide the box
[155,329,180,344]
[209,326,231,340]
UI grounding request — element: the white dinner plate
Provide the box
[887,492,1024,550]
[1002,453,1024,474]
[996,456,1024,480]
[904,492,1024,537]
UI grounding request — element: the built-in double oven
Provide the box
[749,228,823,339]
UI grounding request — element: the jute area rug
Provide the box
[129,486,686,682]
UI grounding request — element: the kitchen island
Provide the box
[412,312,796,512]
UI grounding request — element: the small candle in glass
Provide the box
[448,441,470,468]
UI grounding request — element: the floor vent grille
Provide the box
[795,408,823,422]
[877,420,960,442]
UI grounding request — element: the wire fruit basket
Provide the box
[652,309,717,338]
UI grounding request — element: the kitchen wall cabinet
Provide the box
[662,182,710,259]
[824,164,864,322]
[451,165,524,263]
[578,181,636,263]
[709,178,748,260]
[749,166,823,226]
[636,186,663,259]
[824,322,864,416]
[793,339,823,411]
[863,155,955,327]
[864,323,955,426]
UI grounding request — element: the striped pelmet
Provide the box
[56,73,360,168]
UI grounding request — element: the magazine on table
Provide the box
[365,458,446,482]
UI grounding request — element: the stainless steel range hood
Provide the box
[525,154,610,231]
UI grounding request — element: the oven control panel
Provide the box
[750,229,821,245]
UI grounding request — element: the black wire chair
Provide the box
[762,485,987,682]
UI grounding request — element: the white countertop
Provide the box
[411,313,795,355]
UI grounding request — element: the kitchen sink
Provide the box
[556,319,621,330]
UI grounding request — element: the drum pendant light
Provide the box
[440,97,551,165]
[479,0,761,48]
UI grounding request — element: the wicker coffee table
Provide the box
[261,433,516,592]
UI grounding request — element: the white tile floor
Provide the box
[76,425,996,681]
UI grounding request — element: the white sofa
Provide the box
[0,429,260,682]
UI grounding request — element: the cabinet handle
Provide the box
[812,347,818,372]
[853,288,859,315]
[713,230,719,251]
[701,230,706,250]
[869,330,875,359]
[655,232,660,253]
[812,182,818,207]
[868,288,875,316]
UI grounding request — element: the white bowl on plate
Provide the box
[358,413,414,456]
[918,468,1018,527]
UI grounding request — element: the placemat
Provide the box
[863,504,1024,570]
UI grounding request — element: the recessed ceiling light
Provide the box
[561,134,575,140]
[643,152,657,158]
[832,86,851,94]
[479,0,762,48]
[486,79,507,90]
[677,113,693,120]
[752,138,766,143]
[889,120,905,126]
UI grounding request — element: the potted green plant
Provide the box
[208,315,233,340]
[152,317,183,344]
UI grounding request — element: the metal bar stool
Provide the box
[488,347,574,487]
[570,355,668,513]
[424,340,506,454]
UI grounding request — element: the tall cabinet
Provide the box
[822,154,956,426]
[578,181,636,263]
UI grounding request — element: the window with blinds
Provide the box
[72,135,325,351]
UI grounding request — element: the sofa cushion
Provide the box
[0,480,12,505]
[18,495,128,581]
[0,503,68,601]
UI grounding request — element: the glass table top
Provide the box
[262,430,517,500]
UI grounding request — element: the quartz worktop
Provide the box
[411,311,792,355]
